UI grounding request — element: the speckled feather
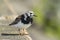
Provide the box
[9,14,33,25]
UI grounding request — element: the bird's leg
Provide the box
[18,28,29,35]
[18,28,24,35]
[23,28,29,35]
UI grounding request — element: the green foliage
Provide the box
[32,7,44,25]
[32,0,60,39]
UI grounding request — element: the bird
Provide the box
[9,11,36,35]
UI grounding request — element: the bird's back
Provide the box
[9,14,33,26]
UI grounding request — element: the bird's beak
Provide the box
[33,15,37,17]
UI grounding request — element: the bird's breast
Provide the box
[21,17,33,24]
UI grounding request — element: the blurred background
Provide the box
[0,0,60,40]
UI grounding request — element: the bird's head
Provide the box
[25,11,37,18]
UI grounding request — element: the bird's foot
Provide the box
[19,29,29,36]
[23,29,29,35]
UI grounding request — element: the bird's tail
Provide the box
[9,24,12,26]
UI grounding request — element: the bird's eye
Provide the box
[30,13,32,14]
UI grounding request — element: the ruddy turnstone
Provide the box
[9,11,36,35]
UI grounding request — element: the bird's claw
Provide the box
[19,29,29,36]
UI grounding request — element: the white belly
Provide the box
[12,21,32,29]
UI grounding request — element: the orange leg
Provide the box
[18,28,29,35]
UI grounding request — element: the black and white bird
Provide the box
[9,11,36,35]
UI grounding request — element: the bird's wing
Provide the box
[9,15,21,25]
